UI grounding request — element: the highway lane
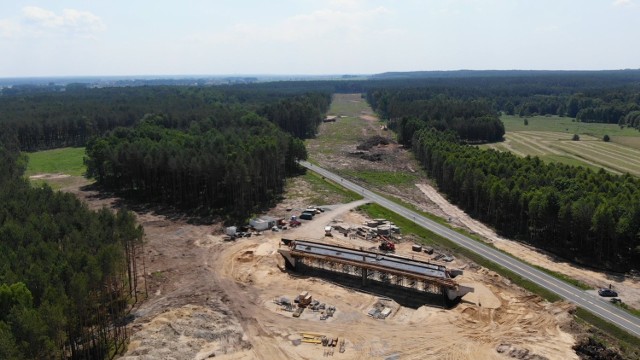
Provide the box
[300,161,640,338]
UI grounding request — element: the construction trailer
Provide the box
[250,216,278,231]
[278,240,473,308]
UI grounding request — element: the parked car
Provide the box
[598,288,618,297]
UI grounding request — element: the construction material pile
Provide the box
[274,291,337,321]
[368,300,393,320]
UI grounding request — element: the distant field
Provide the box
[501,115,640,137]
[481,116,640,176]
[325,93,369,117]
[25,147,86,177]
[306,93,379,156]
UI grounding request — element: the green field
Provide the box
[480,116,640,176]
[324,93,369,117]
[25,147,86,177]
[501,115,640,137]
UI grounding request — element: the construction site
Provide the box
[187,200,577,359]
[69,181,584,359]
[111,93,618,359]
[278,239,473,308]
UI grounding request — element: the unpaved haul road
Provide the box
[300,161,640,339]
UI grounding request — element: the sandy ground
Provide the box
[416,182,640,310]
[197,201,578,359]
[29,173,71,180]
[56,176,578,359]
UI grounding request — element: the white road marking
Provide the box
[301,161,640,338]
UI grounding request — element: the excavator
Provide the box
[378,239,395,252]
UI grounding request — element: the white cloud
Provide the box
[328,0,366,9]
[612,0,634,7]
[0,19,21,38]
[178,3,398,74]
[0,6,105,39]
[23,6,105,37]
[194,5,392,45]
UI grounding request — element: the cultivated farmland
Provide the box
[480,116,640,177]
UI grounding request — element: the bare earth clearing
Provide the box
[62,179,577,359]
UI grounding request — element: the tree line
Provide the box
[366,90,505,143]
[85,112,307,221]
[258,93,331,139]
[0,139,144,359]
[0,86,330,151]
[361,73,640,130]
[4,72,640,149]
[411,128,640,272]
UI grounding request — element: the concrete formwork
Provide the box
[279,239,473,308]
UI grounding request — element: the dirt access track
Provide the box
[61,181,578,360]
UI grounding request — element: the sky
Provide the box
[0,0,639,77]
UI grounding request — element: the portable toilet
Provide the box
[225,226,237,236]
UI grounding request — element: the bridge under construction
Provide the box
[278,239,473,308]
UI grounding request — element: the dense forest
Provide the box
[3,71,640,152]
[363,79,640,271]
[0,84,328,359]
[366,91,505,143]
[408,129,640,271]
[0,86,329,151]
[364,71,640,130]
[85,112,307,220]
[362,80,640,268]
[0,138,144,359]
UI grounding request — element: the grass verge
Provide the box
[531,266,592,291]
[613,302,640,318]
[342,169,418,187]
[362,186,594,292]
[360,204,640,348]
[575,307,640,358]
[359,202,640,347]
[358,203,562,302]
[304,171,363,204]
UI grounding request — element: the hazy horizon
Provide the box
[2,0,639,78]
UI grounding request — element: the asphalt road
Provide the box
[300,161,640,339]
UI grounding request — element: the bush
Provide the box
[572,134,580,141]
[603,134,610,142]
